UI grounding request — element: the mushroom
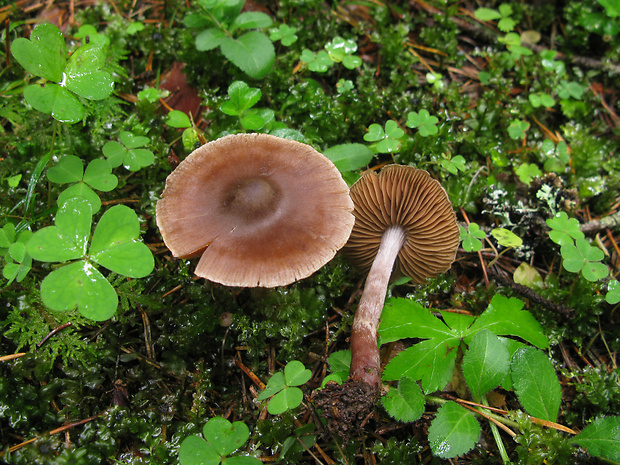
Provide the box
[156,133,355,288]
[344,165,460,389]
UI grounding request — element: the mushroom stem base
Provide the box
[349,226,406,388]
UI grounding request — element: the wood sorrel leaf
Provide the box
[11,23,66,82]
[284,360,311,386]
[257,371,285,400]
[83,159,118,192]
[202,417,250,457]
[89,205,154,278]
[102,141,128,167]
[462,329,509,399]
[27,197,93,262]
[64,43,114,100]
[428,401,480,458]
[57,183,101,214]
[120,131,150,149]
[47,155,84,184]
[179,435,220,465]
[40,260,118,321]
[23,83,85,124]
[511,346,561,421]
[267,387,303,414]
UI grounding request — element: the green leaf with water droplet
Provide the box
[27,197,93,262]
[89,205,154,278]
[40,260,118,321]
[428,401,481,458]
[11,23,66,82]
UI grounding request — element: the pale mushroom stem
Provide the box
[349,225,406,388]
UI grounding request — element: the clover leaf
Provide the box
[300,49,334,72]
[406,110,439,137]
[325,36,361,69]
[102,131,154,172]
[440,155,467,175]
[11,23,114,124]
[364,120,404,153]
[607,279,620,305]
[48,155,118,214]
[179,417,261,465]
[546,212,584,246]
[27,197,154,321]
[1,223,32,284]
[220,81,261,116]
[561,238,608,282]
[515,162,542,184]
[269,24,298,46]
[258,360,311,415]
[460,223,486,252]
[507,118,530,140]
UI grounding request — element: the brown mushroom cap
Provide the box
[343,165,459,284]
[156,133,355,288]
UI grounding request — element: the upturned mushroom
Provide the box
[314,165,459,437]
[156,133,355,287]
[344,165,460,390]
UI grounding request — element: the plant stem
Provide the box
[349,226,406,387]
[483,395,510,464]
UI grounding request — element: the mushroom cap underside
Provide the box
[343,164,460,284]
[156,133,355,288]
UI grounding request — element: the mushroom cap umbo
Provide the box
[343,165,459,284]
[156,133,355,288]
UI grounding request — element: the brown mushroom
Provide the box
[344,165,460,389]
[156,133,355,287]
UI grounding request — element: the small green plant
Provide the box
[607,279,620,304]
[474,4,517,32]
[546,212,608,281]
[460,223,486,252]
[269,24,298,46]
[515,163,542,184]
[364,120,404,153]
[11,23,115,124]
[102,131,155,172]
[258,360,311,415]
[529,92,555,108]
[560,238,609,282]
[541,139,570,173]
[406,110,439,137]
[47,155,118,213]
[26,197,154,321]
[300,36,361,72]
[220,80,273,131]
[186,0,275,79]
[0,223,32,284]
[368,295,620,461]
[324,36,362,69]
[439,154,467,175]
[507,118,530,140]
[179,417,261,465]
[165,110,204,150]
[499,33,533,59]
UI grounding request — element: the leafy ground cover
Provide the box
[1,0,620,463]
